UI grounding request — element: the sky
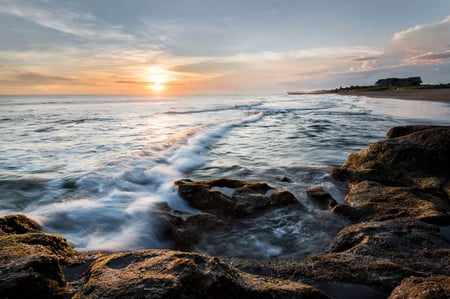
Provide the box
[0,0,449,95]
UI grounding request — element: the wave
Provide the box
[21,112,264,251]
[54,117,118,125]
[164,102,263,115]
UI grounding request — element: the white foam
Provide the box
[25,112,264,251]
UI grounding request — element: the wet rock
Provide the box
[331,126,450,186]
[388,275,450,299]
[271,189,299,206]
[344,181,450,225]
[152,203,225,250]
[385,125,446,139]
[331,204,365,222]
[291,126,450,293]
[306,186,338,209]
[279,176,292,183]
[153,185,300,253]
[0,213,41,235]
[73,249,329,299]
[175,178,300,217]
[0,214,77,299]
[281,219,450,293]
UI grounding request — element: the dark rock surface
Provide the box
[0,214,77,299]
[331,126,450,186]
[306,186,338,209]
[175,178,300,217]
[73,249,328,299]
[388,275,450,299]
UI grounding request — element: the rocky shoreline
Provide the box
[1,125,449,298]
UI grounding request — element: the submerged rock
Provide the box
[0,214,77,299]
[74,249,329,299]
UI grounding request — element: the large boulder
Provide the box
[0,214,77,299]
[331,126,450,186]
[343,180,450,225]
[74,249,329,299]
[174,178,300,217]
[278,219,450,294]
[388,275,450,299]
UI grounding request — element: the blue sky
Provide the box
[0,0,449,94]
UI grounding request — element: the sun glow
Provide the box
[147,66,169,93]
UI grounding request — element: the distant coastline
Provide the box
[288,84,450,102]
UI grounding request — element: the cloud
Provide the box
[0,0,133,41]
[408,51,450,63]
[383,15,450,66]
[353,57,378,62]
[0,71,75,86]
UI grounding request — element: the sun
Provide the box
[146,66,169,93]
[149,84,166,92]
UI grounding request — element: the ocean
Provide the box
[1,94,449,258]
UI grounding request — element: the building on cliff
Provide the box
[375,77,422,87]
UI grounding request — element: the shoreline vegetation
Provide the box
[287,83,450,102]
[1,125,449,298]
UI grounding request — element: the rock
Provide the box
[385,125,446,139]
[152,203,225,250]
[331,126,450,186]
[344,181,450,225]
[0,213,41,235]
[388,275,450,299]
[271,189,299,206]
[331,204,365,222]
[153,183,299,252]
[281,219,450,294]
[0,214,77,299]
[279,176,292,183]
[306,186,338,209]
[175,178,300,217]
[73,249,329,299]
[274,125,450,292]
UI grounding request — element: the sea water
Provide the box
[1,94,449,257]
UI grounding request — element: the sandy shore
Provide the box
[335,88,450,102]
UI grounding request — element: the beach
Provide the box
[335,88,450,102]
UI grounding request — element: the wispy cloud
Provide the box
[0,71,76,86]
[408,51,450,63]
[0,0,133,41]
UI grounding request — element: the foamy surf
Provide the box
[2,94,448,257]
[25,112,264,251]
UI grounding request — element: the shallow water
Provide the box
[1,94,449,257]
